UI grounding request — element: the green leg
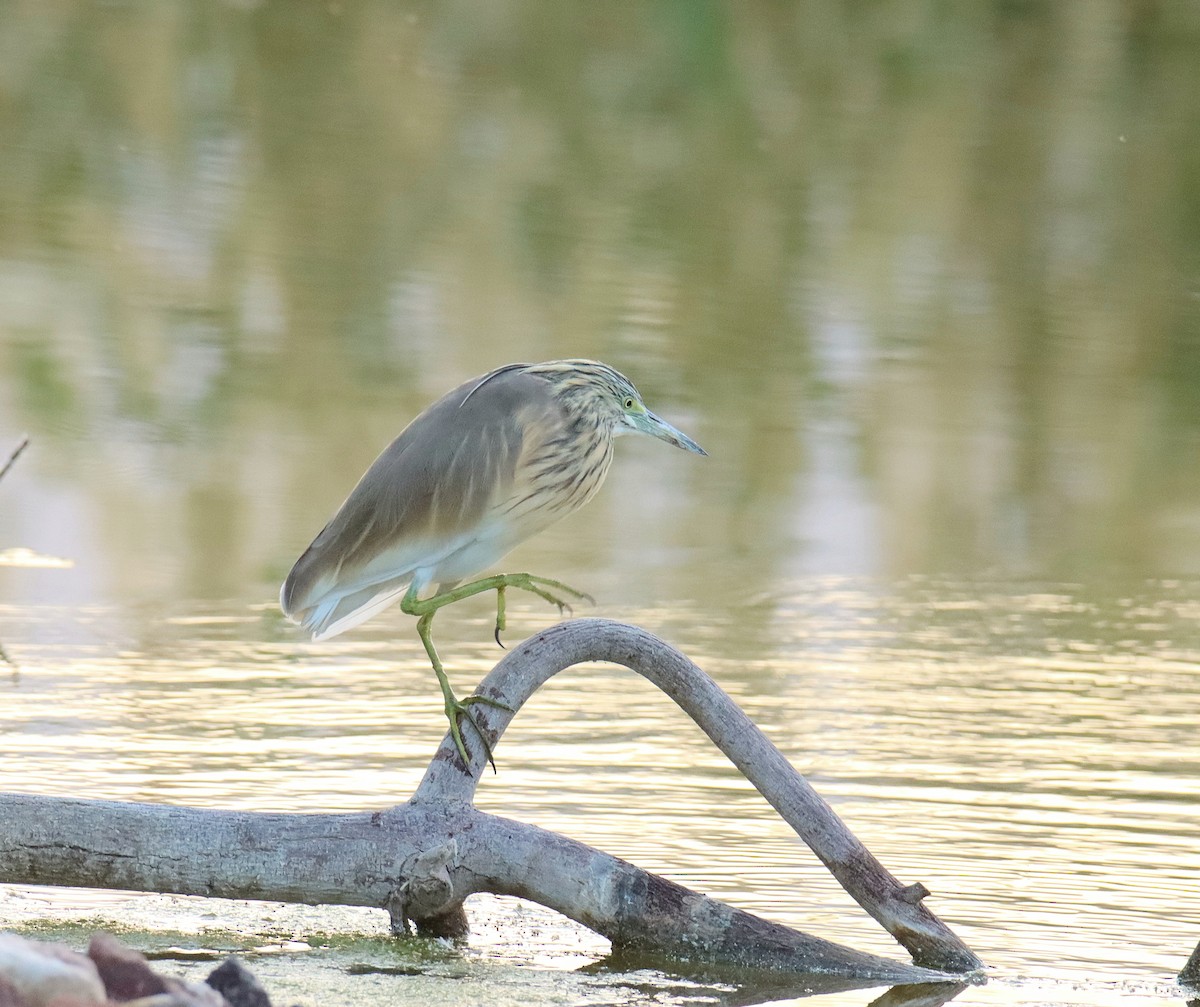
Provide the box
[402,572,592,648]
[401,573,592,769]
[414,611,504,772]
[401,572,592,624]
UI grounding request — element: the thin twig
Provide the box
[0,436,30,675]
[0,436,30,485]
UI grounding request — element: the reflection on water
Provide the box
[2,581,1197,1007]
[1,3,1199,1005]
[2,3,1200,611]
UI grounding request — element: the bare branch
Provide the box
[415,619,983,974]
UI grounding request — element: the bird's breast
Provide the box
[490,426,613,537]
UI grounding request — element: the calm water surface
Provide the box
[1,581,1198,1006]
[2,3,1200,1006]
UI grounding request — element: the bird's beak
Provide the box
[629,409,707,456]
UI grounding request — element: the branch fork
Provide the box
[0,618,983,984]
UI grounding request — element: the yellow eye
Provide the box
[623,397,636,410]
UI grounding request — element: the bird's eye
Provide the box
[623,397,635,410]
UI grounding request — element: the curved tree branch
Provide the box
[414,619,982,973]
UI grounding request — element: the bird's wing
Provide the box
[280,367,560,639]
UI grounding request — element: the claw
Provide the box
[455,694,513,774]
[452,703,498,774]
[494,583,508,649]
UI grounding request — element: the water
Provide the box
[2,584,1197,1005]
[2,3,1200,1005]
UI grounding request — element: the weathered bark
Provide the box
[0,795,942,982]
[0,618,982,981]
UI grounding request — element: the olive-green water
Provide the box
[2,4,1199,1006]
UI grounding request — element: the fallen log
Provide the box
[0,618,982,982]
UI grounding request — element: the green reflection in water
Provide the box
[0,3,1198,604]
[0,6,1199,1005]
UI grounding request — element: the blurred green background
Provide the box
[3,8,1200,1004]
[1,1,1199,609]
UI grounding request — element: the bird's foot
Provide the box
[511,573,595,612]
[442,692,513,773]
[493,574,594,647]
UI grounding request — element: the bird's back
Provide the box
[280,365,592,639]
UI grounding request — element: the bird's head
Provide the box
[528,359,707,456]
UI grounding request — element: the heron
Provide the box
[280,359,706,767]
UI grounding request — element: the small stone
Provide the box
[161,978,229,1007]
[0,933,106,1006]
[122,979,228,1006]
[87,935,231,1006]
[87,934,168,1002]
[205,958,271,1007]
[0,976,27,1007]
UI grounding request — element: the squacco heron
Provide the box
[281,359,705,767]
